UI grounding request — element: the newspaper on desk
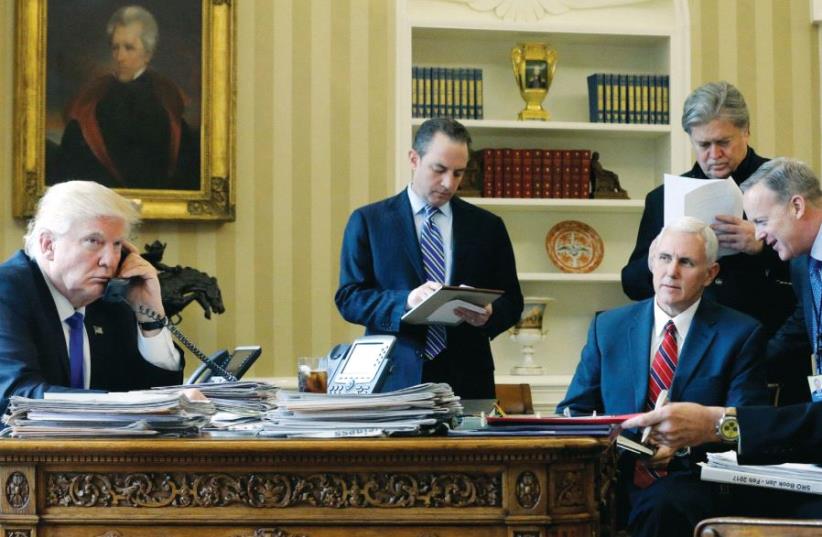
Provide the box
[699,450,822,495]
[154,381,278,433]
[260,383,462,438]
[1,390,216,438]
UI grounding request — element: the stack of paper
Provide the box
[1,391,216,438]
[455,413,638,437]
[700,451,822,495]
[153,381,278,435]
[260,383,462,438]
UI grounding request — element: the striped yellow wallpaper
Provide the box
[690,0,820,169]
[0,0,818,379]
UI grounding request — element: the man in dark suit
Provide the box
[0,181,183,412]
[54,5,199,190]
[620,82,799,370]
[335,118,523,398]
[623,157,822,519]
[560,216,768,537]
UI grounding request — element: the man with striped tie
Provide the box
[336,118,523,398]
[558,216,768,537]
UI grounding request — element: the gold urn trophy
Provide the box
[511,43,557,121]
[509,297,554,375]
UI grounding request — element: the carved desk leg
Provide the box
[0,464,38,537]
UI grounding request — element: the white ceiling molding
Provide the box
[443,0,652,21]
[813,0,822,24]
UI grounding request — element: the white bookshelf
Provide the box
[395,0,691,383]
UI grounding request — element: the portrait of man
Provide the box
[45,1,201,191]
[525,61,547,89]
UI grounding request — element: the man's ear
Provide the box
[408,149,420,171]
[790,195,806,219]
[39,231,56,261]
[704,262,720,286]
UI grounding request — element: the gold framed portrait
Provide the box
[13,0,235,221]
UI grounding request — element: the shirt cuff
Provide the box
[137,327,181,371]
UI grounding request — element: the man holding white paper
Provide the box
[336,118,523,398]
[560,217,768,537]
[622,81,802,400]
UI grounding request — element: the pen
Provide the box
[641,389,668,444]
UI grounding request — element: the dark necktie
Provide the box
[635,320,678,488]
[421,205,447,359]
[809,257,822,352]
[65,312,85,389]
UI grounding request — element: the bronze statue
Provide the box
[591,151,629,199]
[142,241,225,324]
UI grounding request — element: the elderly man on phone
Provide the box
[0,180,183,412]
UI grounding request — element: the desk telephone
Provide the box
[103,274,260,384]
[324,335,396,395]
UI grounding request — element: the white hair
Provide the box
[648,216,719,268]
[107,5,159,55]
[24,181,141,257]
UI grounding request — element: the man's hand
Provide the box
[621,402,725,451]
[119,241,166,332]
[455,304,492,327]
[711,215,763,255]
[407,281,443,309]
[643,445,675,470]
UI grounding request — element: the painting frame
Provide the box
[13,0,236,221]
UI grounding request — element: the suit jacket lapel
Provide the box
[671,300,718,398]
[628,300,654,411]
[390,192,425,282]
[26,253,72,382]
[450,198,466,285]
[797,255,814,337]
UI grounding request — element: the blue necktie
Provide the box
[810,257,822,357]
[421,205,447,359]
[65,312,85,389]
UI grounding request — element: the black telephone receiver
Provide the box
[99,250,242,382]
[102,249,137,303]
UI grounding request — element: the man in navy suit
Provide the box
[559,216,768,537]
[623,158,822,519]
[335,118,523,398]
[0,181,183,412]
[620,83,801,403]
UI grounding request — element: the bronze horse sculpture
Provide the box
[141,241,225,324]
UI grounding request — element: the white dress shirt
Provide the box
[650,298,701,367]
[40,267,181,389]
[407,185,454,284]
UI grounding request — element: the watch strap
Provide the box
[139,318,167,331]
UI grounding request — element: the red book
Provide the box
[570,150,582,198]
[561,150,573,198]
[541,150,553,198]
[481,148,494,197]
[552,151,563,198]
[531,149,542,198]
[501,149,513,197]
[493,149,504,197]
[521,149,533,198]
[579,149,592,199]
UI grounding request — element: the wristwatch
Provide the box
[715,407,739,444]
[138,318,167,331]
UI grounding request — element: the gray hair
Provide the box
[648,216,719,267]
[681,81,749,134]
[24,181,141,257]
[107,5,159,55]
[740,157,822,204]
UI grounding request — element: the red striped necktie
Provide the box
[634,320,678,488]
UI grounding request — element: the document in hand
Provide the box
[663,174,743,258]
[401,285,503,326]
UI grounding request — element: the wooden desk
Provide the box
[0,436,610,537]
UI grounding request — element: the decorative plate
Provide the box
[545,220,604,273]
